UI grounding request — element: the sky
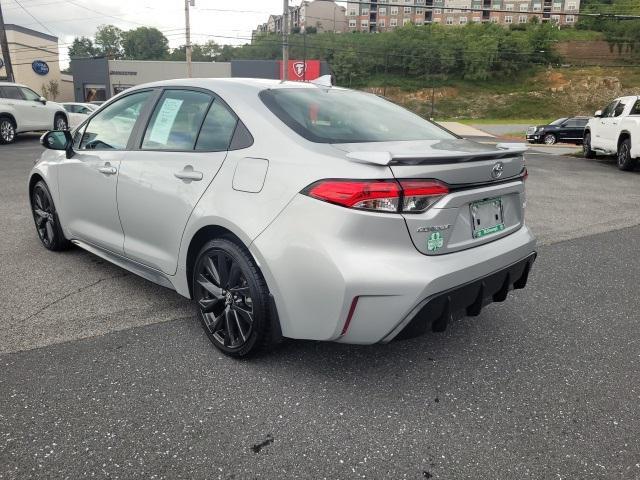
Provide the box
[2,0,307,66]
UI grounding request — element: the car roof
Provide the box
[0,81,28,88]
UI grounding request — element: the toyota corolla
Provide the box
[29,78,536,357]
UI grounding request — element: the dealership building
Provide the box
[70,58,330,102]
[0,24,73,101]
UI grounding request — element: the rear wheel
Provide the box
[0,117,16,144]
[617,138,635,171]
[583,132,596,159]
[31,180,71,251]
[543,133,556,145]
[54,114,68,131]
[192,237,276,358]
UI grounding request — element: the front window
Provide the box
[550,118,568,126]
[19,87,41,101]
[259,88,454,144]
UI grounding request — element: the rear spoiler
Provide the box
[345,143,528,167]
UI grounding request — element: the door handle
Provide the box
[174,165,203,182]
[98,163,117,176]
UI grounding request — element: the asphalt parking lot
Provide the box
[1,135,639,479]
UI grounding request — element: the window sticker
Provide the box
[148,98,184,145]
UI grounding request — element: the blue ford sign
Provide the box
[32,60,49,76]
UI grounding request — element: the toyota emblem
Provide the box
[491,162,504,179]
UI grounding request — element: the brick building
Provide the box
[346,0,580,31]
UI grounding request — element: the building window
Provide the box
[551,14,560,22]
[348,9,357,16]
[379,7,387,14]
[362,7,369,14]
[379,18,386,27]
[459,16,468,23]
[518,14,527,22]
[434,8,442,13]
[490,16,498,22]
[520,3,528,11]
[416,7,424,13]
[473,16,481,21]
[505,15,513,23]
[361,19,369,27]
[567,2,576,10]
[446,16,454,24]
[506,4,514,10]
[552,2,561,11]
[404,6,412,13]
[565,14,575,22]
[390,17,398,26]
[349,19,357,27]
[403,17,412,24]
[390,6,399,14]
[533,3,541,10]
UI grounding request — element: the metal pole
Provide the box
[303,30,307,82]
[185,0,192,78]
[282,0,289,81]
[0,0,15,83]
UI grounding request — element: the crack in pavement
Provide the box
[18,273,130,322]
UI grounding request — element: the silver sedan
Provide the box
[30,78,536,357]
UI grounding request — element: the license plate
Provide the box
[470,197,505,239]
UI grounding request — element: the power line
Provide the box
[10,0,54,33]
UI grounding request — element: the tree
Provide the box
[121,27,169,60]
[46,80,59,100]
[95,24,123,58]
[68,37,97,58]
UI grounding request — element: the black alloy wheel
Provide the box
[193,238,276,358]
[617,138,635,171]
[31,181,70,251]
[583,132,596,159]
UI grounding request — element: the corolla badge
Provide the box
[491,161,505,179]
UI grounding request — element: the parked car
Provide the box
[29,79,536,357]
[526,117,590,145]
[0,81,68,144]
[62,102,98,128]
[584,96,640,170]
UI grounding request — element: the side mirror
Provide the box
[39,96,47,105]
[40,130,74,158]
[594,110,603,118]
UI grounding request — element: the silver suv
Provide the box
[0,81,68,144]
[30,78,536,357]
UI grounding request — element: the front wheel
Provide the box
[192,238,277,358]
[54,114,68,131]
[617,138,635,171]
[583,132,596,159]
[0,117,16,144]
[543,133,557,145]
[31,181,71,251]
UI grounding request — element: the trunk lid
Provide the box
[332,139,527,256]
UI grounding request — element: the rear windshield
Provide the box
[259,88,455,144]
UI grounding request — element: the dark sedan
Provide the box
[526,117,590,145]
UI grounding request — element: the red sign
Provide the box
[278,60,321,81]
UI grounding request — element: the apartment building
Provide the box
[253,0,348,37]
[346,0,581,31]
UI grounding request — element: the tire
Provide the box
[192,237,278,358]
[617,138,635,171]
[583,132,596,159]
[54,113,68,131]
[30,180,71,251]
[0,116,16,144]
[543,133,556,145]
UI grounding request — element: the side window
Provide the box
[19,87,41,101]
[601,101,617,118]
[195,100,238,151]
[613,102,626,117]
[80,90,152,150]
[0,86,24,100]
[631,100,640,115]
[142,90,212,151]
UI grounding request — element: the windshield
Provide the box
[260,88,455,144]
[550,118,568,126]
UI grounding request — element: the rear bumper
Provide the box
[251,195,537,345]
[386,252,536,342]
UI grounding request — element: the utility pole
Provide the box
[282,0,288,81]
[0,0,15,83]
[185,0,193,78]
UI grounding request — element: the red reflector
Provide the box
[523,168,528,181]
[306,180,400,208]
[399,180,449,196]
[341,296,359,336]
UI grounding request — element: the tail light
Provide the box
[303,179,449,213]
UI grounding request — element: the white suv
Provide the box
[0,81,68,144]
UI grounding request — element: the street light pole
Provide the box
[0,0,15,82]
[282,0,288,81]
[185,0,193,78]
